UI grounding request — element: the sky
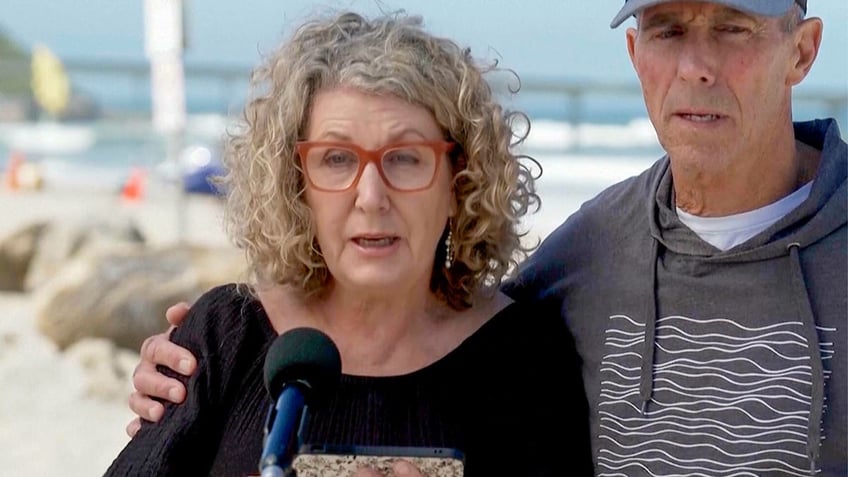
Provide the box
[2,0,846,93]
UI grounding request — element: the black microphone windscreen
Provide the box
[263,327,342,401]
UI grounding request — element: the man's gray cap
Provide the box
[610,0,807,28]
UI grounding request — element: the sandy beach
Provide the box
[0,185,235,476]
[0,289,136,476]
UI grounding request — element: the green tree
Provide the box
[0,27,32,96]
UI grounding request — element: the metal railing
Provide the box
[1,57,846,124]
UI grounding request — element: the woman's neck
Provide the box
[257,284,508,377]
[258,283,455,376]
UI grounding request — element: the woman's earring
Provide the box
[444,221,454,270]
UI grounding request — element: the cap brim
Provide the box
[610,0,799,29]
[610,0,663,28]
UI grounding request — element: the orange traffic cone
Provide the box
[4,151,25,191]
[121,167,147,203]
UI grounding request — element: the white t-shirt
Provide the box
[676,182,814,251]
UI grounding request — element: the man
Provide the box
[128,1,846,474]
[504,1,845,475]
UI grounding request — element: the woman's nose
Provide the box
[354,163,390,212]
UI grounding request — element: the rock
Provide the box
[24,217,146,291]
[0,217,147,292]
[0,222,48,291]
[34,244,246,352]
[63,338,138,401]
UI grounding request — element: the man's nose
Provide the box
[677,34,718,86]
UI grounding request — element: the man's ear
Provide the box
[626,27,638,70]
[787,17,823,86]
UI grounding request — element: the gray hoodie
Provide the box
[506,119,846,476]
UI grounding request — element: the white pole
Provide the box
[144,0,187,243]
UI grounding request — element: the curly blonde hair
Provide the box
[223,11,539,309]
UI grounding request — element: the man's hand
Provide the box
[353,460,424,477]
[125,302,196,437]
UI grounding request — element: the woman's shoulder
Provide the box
[192,283,256,312]
[471,296,564,342]
[450,296,570,367]
[170,283,273,354]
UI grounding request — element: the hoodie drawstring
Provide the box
[787,242,824,476]
[639,238,659,414]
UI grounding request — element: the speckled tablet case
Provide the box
[292,445,464,477]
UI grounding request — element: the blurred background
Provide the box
[1,0,845,208]
[0,1,845,475]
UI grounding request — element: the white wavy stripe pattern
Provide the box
[596,314,835,476]
[598,414,807,437]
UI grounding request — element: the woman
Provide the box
[106,11,591,476]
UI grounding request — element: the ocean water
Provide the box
[0,112,661,191]
[0,96,843,240]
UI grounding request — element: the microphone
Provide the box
[259,327,342,477]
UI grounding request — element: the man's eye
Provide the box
[655,28,683,39]
[716,25,749,34]
[656,29,683,39]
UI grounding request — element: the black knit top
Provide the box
[104,284,592,476]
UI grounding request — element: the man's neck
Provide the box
[673,140,820,217]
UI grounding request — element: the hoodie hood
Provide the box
[649,119,847,261]
[638,119,846,474]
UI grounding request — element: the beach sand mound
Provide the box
[0,188,235,476]
[0,291,135,476]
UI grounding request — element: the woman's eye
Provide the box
[385,151,421,165]
[323,150,357,166]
